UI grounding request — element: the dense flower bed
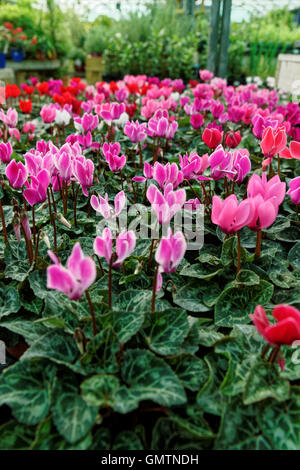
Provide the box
[0,71,300,450]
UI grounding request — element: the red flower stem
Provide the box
[32,204,36,244]
[261,343,271,359]
[237,230,241,274]
[20,223,33,265]
[33,229,41,268]
[73,183,80,227]
[151,264,159,313]
[62,180,67,215]
[108,255,114,309]
[138,142,143,169]
[255,229,262,258]
[85,291,97,337]
[50,185,57,213]
[0,198,8,244]
[47,188,57,254]
[268,345,280,364]
[277,154,281,178]
[95,254,104,276]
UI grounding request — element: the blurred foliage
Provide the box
[0,0,299,79]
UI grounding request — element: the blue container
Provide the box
[0,52,6,68]
[11,49,24,62]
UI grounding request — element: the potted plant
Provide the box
[0,24,10,68]
[84,26,107,83]
[10,27,28,62]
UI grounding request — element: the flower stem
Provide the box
[138,142,143,169]
[237,230,241,274]
[277,154,281,178]
[32,205,36,244]
[73,183,80,227]
[255,229,262,258]
[0,198,8,244]
[85,290,97,336]
[151,264,159,313]
[47,188,57,254]
[33,229,41,268]
[108,254,115,309]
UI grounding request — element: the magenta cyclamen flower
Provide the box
[107,153,126,172]
[152,162,184,189]
[5,159,28,189]
[211,194,254,234]
[94,228,136,267]
[247,172,286,207]
[287,176,300,205]
[0,142,12,164]
[74,113,99,133]
[47,242,96,300]
[23,169,50,206]
[40,105,56,124]
[179,152,210,180]
[209,145,251,183]
[55,148,72,182]
[124,120,147,143]
[102,142,121,158]
[91,191,126,220]
[73,156,94,196]
[147,183,186,225]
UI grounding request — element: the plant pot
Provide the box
[85,55,105,84]
[0,52,6,68]
[11,49,25,62]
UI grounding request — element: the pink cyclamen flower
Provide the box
[91,190,126,220]
[40,105,56,124]
[247,194,278,231]
[199,69,214,82]
[179,152,210,180]
[47,242,96,300]
[155,228,187,274]
[202,127,223,149]
[155,228,187,291]
[94,228,136,267]
[247,172,286,207]
[124,120,147,143]
[0,108,18,128]
[132,162,154,183]
[8,128,20,141]
[5,159,28,189]
[147,183,186,225]
[73,156,94,197]
[152,162,183,189]
[211,194,254,234]
[74,113,99,133]
[55,148,72,182]
[102,142,121,158]
[279,141,300,161]
[0,142,12,163]
[287,176,300,205]
[260,126,287,158]
[23,169,50,206]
